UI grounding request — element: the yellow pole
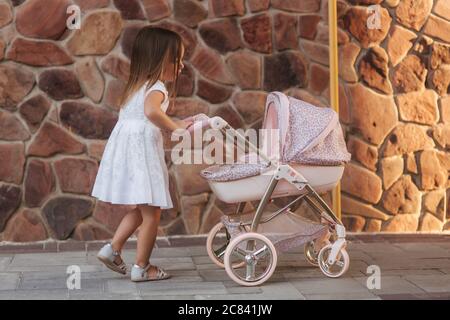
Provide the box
[328,0,341,220]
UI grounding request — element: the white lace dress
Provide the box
[91,80,173,209]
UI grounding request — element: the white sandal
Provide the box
[131,263,171,282]
[97,243,128,275]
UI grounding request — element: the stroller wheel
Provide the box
[317,244,350,278]
[224,232,277,287]
[206,222,245,269]
[304,241,319,267]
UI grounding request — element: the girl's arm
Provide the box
[144,91,192,132]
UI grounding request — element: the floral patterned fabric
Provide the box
[282,96,351,165]
[200,161,270,182]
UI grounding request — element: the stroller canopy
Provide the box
[263,92,351,166]
[201,92,351,182]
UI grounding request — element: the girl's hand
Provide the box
[176,119,194,130]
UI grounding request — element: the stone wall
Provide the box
[0,0,449,242]
[340,0,450,232]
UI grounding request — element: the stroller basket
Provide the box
[221,212,329,253]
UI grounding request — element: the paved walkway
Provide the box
[0,237,450,300]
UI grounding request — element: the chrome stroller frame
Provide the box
[204,117,349,286]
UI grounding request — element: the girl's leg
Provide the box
[135,205,161,268]
[111,207,143,254]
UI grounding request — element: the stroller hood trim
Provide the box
[263,91,350,165]
[263,91,291,158]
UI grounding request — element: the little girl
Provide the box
[92,27,192,282]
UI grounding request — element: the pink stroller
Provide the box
[188,92,351,286]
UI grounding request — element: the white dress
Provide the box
[91,80,173,209]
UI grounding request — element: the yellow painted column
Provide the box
[328,0,342,220]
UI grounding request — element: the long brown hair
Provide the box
[119,26,183,108]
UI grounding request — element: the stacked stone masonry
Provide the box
[0,0,449,242]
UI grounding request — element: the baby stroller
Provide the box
[188,92,352,286]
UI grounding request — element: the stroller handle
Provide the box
[187,114,275,165]
[209,116,274,165]
[209,116,228,130]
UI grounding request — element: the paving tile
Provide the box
[198,269,234,282]
[353,276,426,295]
[192,256,214,265]
[169,236,206,247]
[405,275,450,293]
[277,260,311,268]
[260,282,306,299]
[86,253,126,265]
[394,242,450,252]
[6,264,104,272]
[188,246,209,256]
[155,237,171,247]
[151,248,197,258]
[277,253,306,262]
[58,241,86,252]
[1,239,450,300]
[0,243,45,254]
[196,263,222,270]
[43,242,58,252]
[0,257,12,271]
[137,281,227,296]
[380,269,445,276]
[304,292,380,300]
[69,293,142,300]
[438,268,450,274]
[223,281,263,294]
[10,255,87,267]
[342,250,375,262]
[0,273,20,291]
[282,268,328,279]
[282,259,368,278]
[0,289,69,300]
[341,259,371,275]
[366,243,450,259]
[169,270,201,277]
[366,258,450,270]
[350,243,405,254]
[19,277,104,292]
[105,279,138,294]
[433,243,450,250]
[281,266,366,279]
[196,282,305,300]
[149,257,196,271]
[21,270,125,281]
[195,293,278,300]
[164,275,205,282]
[12,252,87,260]
[142,295,195,300]
[378,292,450,300]
[198,268,286,283]
[291,278,371,295]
